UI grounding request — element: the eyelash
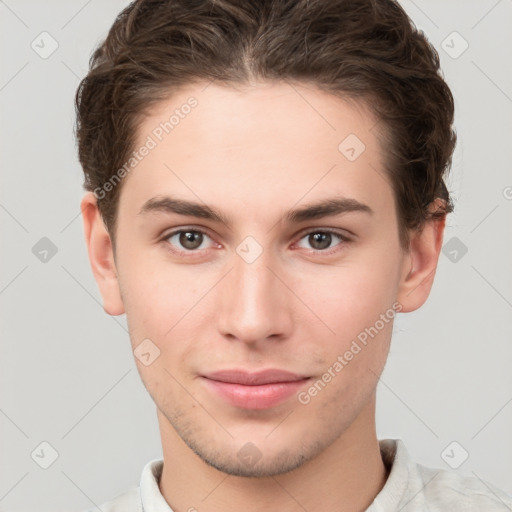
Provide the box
[160,227,351,257]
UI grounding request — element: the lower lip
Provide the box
[202,378,310,410]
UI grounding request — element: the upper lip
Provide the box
[203,369,308,385]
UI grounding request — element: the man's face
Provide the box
[108,81,409,476]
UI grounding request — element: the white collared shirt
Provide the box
[83,439,512,511]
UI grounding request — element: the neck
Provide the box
[158,395,388,512]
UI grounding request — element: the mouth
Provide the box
[200,369,311,410]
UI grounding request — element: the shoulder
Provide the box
[374,439,512,512]
[80,485,141,512]
[79,458,164,512]
[415,462,512,511]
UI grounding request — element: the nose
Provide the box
[216,246,294,345]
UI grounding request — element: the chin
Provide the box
[191,443,313,478]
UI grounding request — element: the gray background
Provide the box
[1,0,511,510]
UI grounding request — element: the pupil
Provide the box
[180,231,202,249]
[311,232,331,250]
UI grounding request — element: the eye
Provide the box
[163,228,217,254]
[295,229,351,253]
[161,227,351,257]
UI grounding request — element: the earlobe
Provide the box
[80,192,125,316]
[396,213,446,313]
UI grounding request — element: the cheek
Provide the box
[118,246,183,321]
[120,270,207,379]
[296,259,400,339]
[287,245,400,379]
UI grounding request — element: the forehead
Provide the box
[139,80,380,154]
[119,80,392,223]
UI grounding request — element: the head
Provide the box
[77,0,456,477]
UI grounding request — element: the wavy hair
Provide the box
[75,0,456,250]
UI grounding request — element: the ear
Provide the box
[396,202,447,313]
[80,192,125,316]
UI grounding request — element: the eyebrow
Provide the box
[138,195,373,225]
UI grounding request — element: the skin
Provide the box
[81,80,446,512]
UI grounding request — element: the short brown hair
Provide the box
[75,0,456,250]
